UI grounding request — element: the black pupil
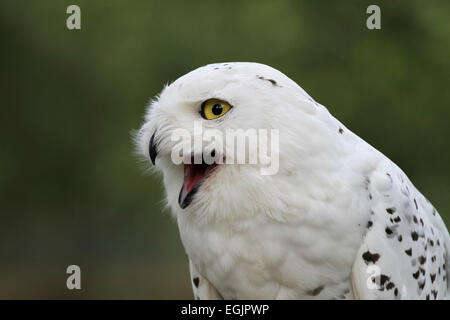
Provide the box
[212,103,223,115]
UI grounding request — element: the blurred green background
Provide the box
[0,0,449,299]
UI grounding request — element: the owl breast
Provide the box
[178,210,364,299]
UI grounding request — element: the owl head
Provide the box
[136,62,341,222]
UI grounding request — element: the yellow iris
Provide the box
[201,99,232,120]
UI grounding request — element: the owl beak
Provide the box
[149,132,158,165]
[178,159,219,209]
[178,170,201,209]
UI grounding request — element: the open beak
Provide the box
[178,159,219,209]
[149,130,219,209]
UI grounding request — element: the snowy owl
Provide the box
[135,62,449,300]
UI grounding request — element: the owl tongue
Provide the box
[184,163,208,193]
[178,161,217,209]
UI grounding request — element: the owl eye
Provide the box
[200,99,232,120]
